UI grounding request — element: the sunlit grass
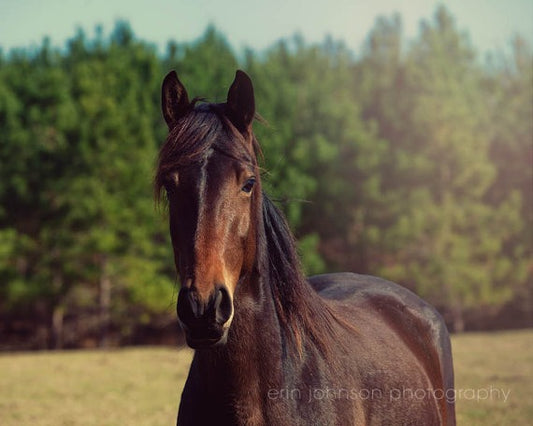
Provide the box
[0,330,531,425]
[452,329,533,425]
[0,347,192,426]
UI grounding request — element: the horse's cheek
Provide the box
[237,206,251,239]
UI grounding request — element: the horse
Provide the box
[156,70,456,426]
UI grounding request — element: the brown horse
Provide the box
[156,70,456,426]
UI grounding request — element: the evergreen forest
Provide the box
[1,7,531,349]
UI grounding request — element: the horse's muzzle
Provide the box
[177,285,233,349]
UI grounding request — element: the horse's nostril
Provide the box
[215,286,233,325]
[188,290,205,317]
[177,287,194,323]
[214,288,223,310]
[177,286,233,327]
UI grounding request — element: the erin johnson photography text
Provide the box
[267,386,511,404]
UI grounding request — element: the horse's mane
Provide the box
[260,194,339,357]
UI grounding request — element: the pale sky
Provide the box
[1,0,532,55]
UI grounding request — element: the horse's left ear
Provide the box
[161,70,190,130]
[227,70,255,133]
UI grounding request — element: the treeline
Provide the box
[0,7,531,349]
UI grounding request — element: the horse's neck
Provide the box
[193,271,345,425]
[228,274,285,376]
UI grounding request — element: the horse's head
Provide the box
[157,70,261,349]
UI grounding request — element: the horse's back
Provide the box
[310,272,445,326]
[309,272,456,425]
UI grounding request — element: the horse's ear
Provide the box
[161,70,190,129]
[227,70,255,132]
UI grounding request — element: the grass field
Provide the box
[0,330,531,425]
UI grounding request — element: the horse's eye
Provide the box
[164,172,179,192]
[241,177,256,194]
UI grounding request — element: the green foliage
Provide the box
[0,27,173,346]
[352,7,531,330]
[1,6,531,347]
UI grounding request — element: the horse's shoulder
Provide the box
[308,272,454,405]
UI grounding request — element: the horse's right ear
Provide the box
[161,71,190,129]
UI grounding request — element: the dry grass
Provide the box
[0,330,531,425]
[0,347,192,425]
[452,329,533,425]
